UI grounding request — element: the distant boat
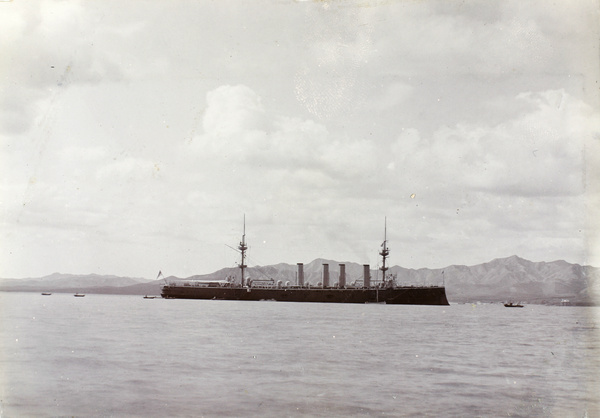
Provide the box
[504,302,523,308]
[143,295,158,299]
[41,293,52,296]
[74,293,85,297]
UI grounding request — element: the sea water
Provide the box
[0,293,598,417]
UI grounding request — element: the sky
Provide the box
[1,0,599,279]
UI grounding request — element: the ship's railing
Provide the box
[164,281,445,289]
[165,280,233,288]
[243,284,447,290]
[247,278,276,289]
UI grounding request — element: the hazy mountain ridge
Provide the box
[1,256,597,305]
[0,273,149,290]
[439,256,598,304]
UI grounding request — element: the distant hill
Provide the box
[433,256,599,305]
[0,273,156,294]
[1,256,598,305]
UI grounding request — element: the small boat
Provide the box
[74,293,86,297]
[143,295,157,299]
[41,293,52,296]
[504,302,523,308]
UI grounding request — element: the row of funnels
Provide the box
[296,263,371,288]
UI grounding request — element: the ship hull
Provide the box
[161,285,449,305]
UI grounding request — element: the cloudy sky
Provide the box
[1,0,599,279]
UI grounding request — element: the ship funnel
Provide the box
[363,265,371,288]
[339,264,346,288]
[322,263,330,288]
[297,263,304,286]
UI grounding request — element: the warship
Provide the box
[161,219,449,305]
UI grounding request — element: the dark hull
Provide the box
[161,285,449,305]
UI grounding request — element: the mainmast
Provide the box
[238,215,248,286]
[379,217,389,285]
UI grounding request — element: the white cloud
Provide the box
[294,3,375,119]
[203,85,270,136]
[59,146,107,162]
[389,89,596,198]
[96,157,161,182]
[375,83,414,112]
[0,1,126,134]
[193,85,377,181]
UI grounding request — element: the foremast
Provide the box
[379,217,390,286]
[238,215,248,286]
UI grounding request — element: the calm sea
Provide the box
[0,292,598,417]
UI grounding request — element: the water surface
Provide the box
[1,293,598,417]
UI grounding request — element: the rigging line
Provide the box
[251,266,275,281]
[225,243,240,254]
[243,254,275,280]
[223,243,272,280]
[224,243,258,266]
[225,243,266,267]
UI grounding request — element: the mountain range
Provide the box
[1,255,598,305]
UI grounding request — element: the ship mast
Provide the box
[379,217,389,285]
[238,215,248,286]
